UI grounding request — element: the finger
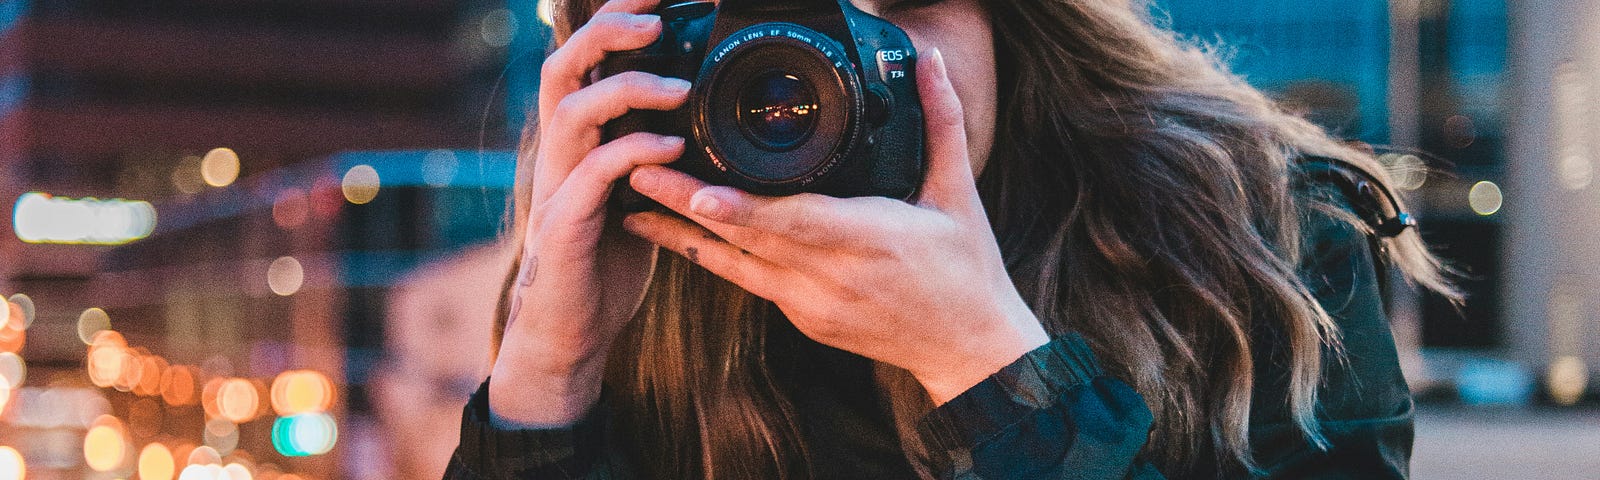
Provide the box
[532,72,692,200]
[625,167,794,257]
[629,166,881,247]
[913,48,982,216]
[543,132,687,229]
[621,211,797,303]
[595,0,660,15]
[538,11,664,126]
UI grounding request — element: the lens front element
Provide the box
[738,71,820,151]
[695,23,863,191]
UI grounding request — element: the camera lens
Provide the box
[737,71,820,151]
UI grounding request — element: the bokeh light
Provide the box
[173,155,206,194]
[267,257,305,297]
[204,418,240,455]
[223,463,254,480]
[1468,180,1504,216]
[84,415,129,472]
[140,443,177,480]
[135,354,170,396]
[1380,153,1428,191]
[201,148,242,188]
[271,412,337,456]
[162,365,199,406]
[180,464,223,480]
[480,9,518,47]
[216,378,261,423]
[422,149,459,188]
[1559,153,1594,191]
[187,445,222,466]
[13,193,157,245]
[341,165,381,205]
[0,326,23,355]
[1547,356,1587,406]
[1442,114,1478,149]
[0,352,25,389]
[5,294,32,331]
[88,331,129,388]
[272,189,309,229]
[113,347,146,392]
[270,370,335,416]
[77,307,112,345]
[0,446,23,480]
[4,296,29,334]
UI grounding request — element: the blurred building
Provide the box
[368,242,506,480]
[1160,0,1528,400]
[1,0,539,477]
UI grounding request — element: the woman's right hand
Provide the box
[488,0,684,427]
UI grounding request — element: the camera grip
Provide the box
[596,51,690,212]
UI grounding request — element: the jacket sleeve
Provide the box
[914,333,1166,480]
[443,379,633,479]
[913,193,1414,480]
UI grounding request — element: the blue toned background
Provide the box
[2,0,1597,478]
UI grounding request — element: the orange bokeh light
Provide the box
[0,327,23,354]
[86,331,128,388]
[0,446,23,480]
[216,378,260,423]
[3,300,23,331]
[162,365,198,406]
[139,442,176,480]
[270,370,335,416]
[83,415,128,472]
[135,355,169,396]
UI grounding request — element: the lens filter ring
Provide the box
[693,23,864,193]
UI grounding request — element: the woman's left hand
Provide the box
[620,49,1049,405]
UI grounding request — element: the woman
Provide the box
[447,0,1458,478]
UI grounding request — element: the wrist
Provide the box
[488,342,610,427]
[913,300,1050,406]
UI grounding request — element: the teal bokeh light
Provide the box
[272,413,338,457]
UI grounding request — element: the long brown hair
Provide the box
[492,0,1458,477]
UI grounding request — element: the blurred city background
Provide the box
[0,0,1594,478]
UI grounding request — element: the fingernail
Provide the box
[630,168,661,194]
[689,189,722,218]
[929,48,948,81]
[661,77,692,94]
[629,14,660,30]
[660,135,685,148]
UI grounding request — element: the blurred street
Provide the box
[3,0,1600,477]
[1415,405,1600,479]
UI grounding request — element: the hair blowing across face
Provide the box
[492,0,1459,478]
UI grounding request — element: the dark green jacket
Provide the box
[443,185,1414,479]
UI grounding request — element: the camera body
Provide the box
[597,0,924,209]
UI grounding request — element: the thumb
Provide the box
[913,48,981,216]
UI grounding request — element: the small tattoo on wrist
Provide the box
[685,246,700,263]
[508,252,537,326]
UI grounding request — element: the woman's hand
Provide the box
[620,49,1050,405]
[489,0,685,426]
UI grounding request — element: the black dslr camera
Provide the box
[598,0,924,209]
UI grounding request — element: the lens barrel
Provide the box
[693,23,864,192]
